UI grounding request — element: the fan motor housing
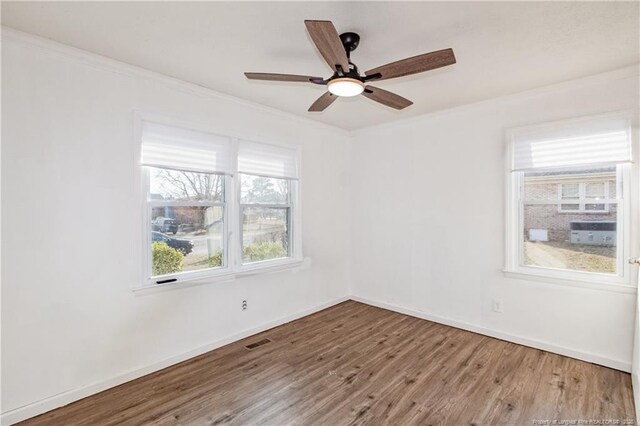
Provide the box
[340,32,360,53]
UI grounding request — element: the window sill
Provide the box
[503,269,636,294]
[133,257,309,296]
[558,211,610,214]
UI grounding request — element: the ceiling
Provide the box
[2,1,639,131]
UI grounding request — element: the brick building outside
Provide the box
[523,167,616,243]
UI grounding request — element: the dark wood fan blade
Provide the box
[362,86,413,110]
[304,20,350,72]
[308,92,337,112]
[364,48,456,81]
[245,72,324,83]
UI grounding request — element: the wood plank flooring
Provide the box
[19,301,635,425]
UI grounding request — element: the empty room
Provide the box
[1,1,640,425]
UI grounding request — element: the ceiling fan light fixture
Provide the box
[327,78,365,97]
[245,20,456,111]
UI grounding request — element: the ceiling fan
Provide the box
[245,20,456,112]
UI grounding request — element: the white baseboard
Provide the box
[3,294,630,425]
[0,296,349,426]
[350,295,632,373]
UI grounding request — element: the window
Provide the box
[149,168,226,274]
[240,175,292,263]
[558,181,609,213]
[140,120,301,287]
[141,122,232,284]
[522,166,618,274]
[237,140,299,265]
[506,113,633,285]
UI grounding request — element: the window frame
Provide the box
[505,136,633,291]
[135,113,303,290]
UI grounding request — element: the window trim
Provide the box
[505,151,632,290]
[135,112,303,290]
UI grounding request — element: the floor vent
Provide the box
[245,338,272,350]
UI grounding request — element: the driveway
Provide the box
[524,241,615,273]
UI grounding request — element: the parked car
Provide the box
[152,217,179,234]
[152,231,194,255]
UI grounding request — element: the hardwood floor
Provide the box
[20,301,635,425]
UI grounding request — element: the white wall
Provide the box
[349,68,639,371]
[633,296,640,420]
[2,28,639,425]
[1,32,351,421]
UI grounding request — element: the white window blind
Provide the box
[510,115,632,172]
[238,140,298,179]
[141,121,233,174]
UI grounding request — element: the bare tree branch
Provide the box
[153,170,224,201]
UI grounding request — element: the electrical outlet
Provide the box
[242,300,247,311]
[492,299,503,313]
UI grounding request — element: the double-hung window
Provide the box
[140,120,301,287]
[506,112,634,285]
[141,122,233,285]
[238,141,298,265]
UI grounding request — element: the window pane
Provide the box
[560,203,580,211]
[150,206,224,277]
[149,167,224,203]
[242,207,289,263]
[585,203,606,211]
[240,174,289,204]
[522,166,618,274]
[522,202,617,273]
[561,183,579,199]
[585,182,605,199]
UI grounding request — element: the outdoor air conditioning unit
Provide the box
[569,221,616,246]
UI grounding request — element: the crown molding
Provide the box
[1,26,351,138]
[349,63,640,137]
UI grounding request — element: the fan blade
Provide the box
[308,92,337,112]
[364,48,456,81]
[245,72,324,83]
[362,86,413,110]
[304,20,350,72]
